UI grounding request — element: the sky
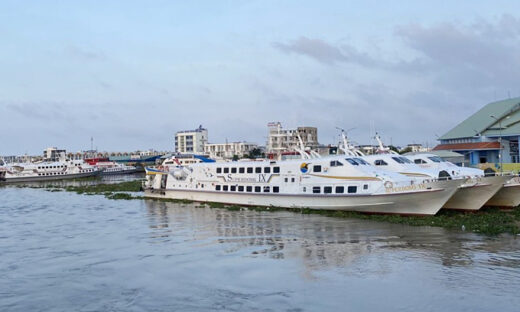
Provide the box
[1,0,520,155]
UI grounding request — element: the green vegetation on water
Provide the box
[14,179,520,236]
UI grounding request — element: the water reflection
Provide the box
[144,200,520,271]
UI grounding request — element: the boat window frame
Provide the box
[345,158,359,166]
[374,159,388,166]
[348,186,357,194]
[312,186,321,194]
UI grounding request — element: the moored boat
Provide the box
[1,155,100,183]
[485,176,520,207]
[144,155,465,215]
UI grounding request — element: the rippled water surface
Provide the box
[1,179,520,311]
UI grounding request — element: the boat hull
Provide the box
[100,168,140,176]
[442,175,511,211]
[144,179,464,216]
[485,181,520,207]
[2,171,100,183]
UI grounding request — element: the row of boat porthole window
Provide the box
[303,184,369,194]
[216,167,280,174]
[215,185,280,193]
[38,165,66,169]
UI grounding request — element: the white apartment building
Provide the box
[266,122,319,154]
[175,125,208,154]
[204,142,258,159]
[43,147,67,161]
[405,144,431,153]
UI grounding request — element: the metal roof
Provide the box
[433,142,501,151]
[439,97,520,140]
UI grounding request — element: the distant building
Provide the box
[356,145,378,155]
[204,142,258,159]
[43,147,66,161]
[404,144,431,153]
[435,97,520,166]
[175,125,208,154]
[266,122,318,154]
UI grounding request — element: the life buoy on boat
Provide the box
[384,181,393,189]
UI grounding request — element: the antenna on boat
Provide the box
[374,132,398,154]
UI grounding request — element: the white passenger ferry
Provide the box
[144,155,465,215]
[363,153,510,211]
[2,157,100,183]
[407,153,519,208]
[94,161,139,175]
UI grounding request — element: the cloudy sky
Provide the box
[1,1,520,155]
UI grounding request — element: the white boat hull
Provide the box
[442,175,511,211]
[2,171,100,183]
[485,181,520,207]
[145,179,464,216]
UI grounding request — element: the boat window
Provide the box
[273,186,279,193]
[335,186,344,193]
[255,186,261,192]
[414,159,427,164]
[399,157,413,164]
[345,158,358,166]
[255,167,262,173]
[363,184,368,190]
[238,185,244,192]
[348,186,357,194]
[313,165,322,172]
[303,187,306,192]
[230,185,236,191]
[291,178,295,182]
[428,156,443,163]
[239,167,245,173]
[246,186,252,192]
[353,158,369,165]
[223,185,228,191]
[223,168,229,173]
[216,185,221,191]
[391,157,405,164]
[330,160,343,167]
[264,167,271,174]
[284,178,288,182]
[231,167,237,173]
[263,186,270,193]
[273,166,280,173]
[247,167,253,173]
[324,186,332,194]
[374,159,388,166]
[312,186,321,194]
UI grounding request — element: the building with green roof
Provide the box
[435,97,520,166]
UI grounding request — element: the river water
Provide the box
[1,178,520,311]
